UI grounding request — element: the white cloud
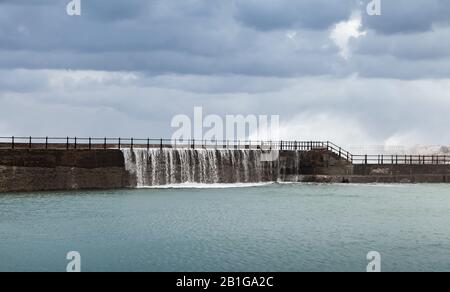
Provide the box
[2,69,450,148]
[330,11,367,59]
[277,112,374,146]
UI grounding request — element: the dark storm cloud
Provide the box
[355,28,450,61]
[84,0,143,22]
[0,0,449,79]
[361,0,450,34]
[2,1,450,146]
[234,0,355,31]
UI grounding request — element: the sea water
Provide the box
[1,183,450,272]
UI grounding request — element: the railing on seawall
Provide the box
[0,136,352,157]
[2,136,448,165]
[353,154,450,165]
[0,136,321,149]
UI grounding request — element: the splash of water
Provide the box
[122,148,278,187]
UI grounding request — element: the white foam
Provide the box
[137,182,274,189]
[277,181,408,187]
[332,183,408,188]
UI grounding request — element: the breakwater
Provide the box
[0,145,449,192]
[0,149,130,192]
[0,147,350,192]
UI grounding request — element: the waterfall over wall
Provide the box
[122,149,279,187]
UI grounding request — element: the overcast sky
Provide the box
[1,0,449,147]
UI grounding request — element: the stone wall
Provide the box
[279,160,450,184]
[353,164,450,176]
[1,149,449,193]
[0,150,131,192]
[279,150,353,182]
[349,164,450,183]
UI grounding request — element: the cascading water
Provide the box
[122,148,278,187]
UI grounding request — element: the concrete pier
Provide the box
[0,146,449,192]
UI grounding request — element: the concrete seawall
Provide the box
[349,164,450,183]
[0,150,130,192]
[0,149,449,192]
[294,164,450,184]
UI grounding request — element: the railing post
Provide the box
[118,138,121,150]
[339,147,342,157]
[104,138,107,150]
[45,137,48,149]
[131,138,134,150]
[147,138,150,151]
[74,137,77,149]
[280,140,283,151]
[66,137,69,150]
[161,138,164,150]
[11,136,14,149]
[89,137,92,150]
[29,136,32,149]
[365,155,368,165]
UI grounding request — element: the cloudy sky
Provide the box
[1,0,449,148]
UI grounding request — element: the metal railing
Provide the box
[5,137,448,165]
[0,136,349,153]
[353,154,450,165]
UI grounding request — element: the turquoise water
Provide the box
[1,183,450,272]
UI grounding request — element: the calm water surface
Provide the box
[1,183,450,272]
